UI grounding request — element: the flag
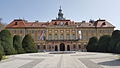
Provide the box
[40,30,46,40]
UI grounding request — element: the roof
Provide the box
[6,19,115,28]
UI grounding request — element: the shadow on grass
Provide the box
[98,59,120,66]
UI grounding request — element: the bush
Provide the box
[86,37,98,52]
[0,30,16,55]
[97,35,111,52]
[116,42,120,53]
[22,34,38,53]
[0,51,2,61]
[13,35,25,54]
[0,40,4,55]
[108,30,120,53]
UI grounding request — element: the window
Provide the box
[60,30,64,33]
[15,22,18,25]
[43,45,46,49]
[60,34,64,40]
[55,30,58,33]
[37,45,40,49]
[49,45,51,49]
[49,30,52,33]
[14,30,16,33]
[66,30,69,32]
[32,36,34,39]
[78,30,82,40]
[20,30,22,33]
[37,30,40,33]
[78,45,81,48]
[48,34,52,40]
[32,30,34,33]
[73,45,76,48]
[83,35,86,40]
[72,34,76,40]
[72,30,75,32]
[38,36,40,40]
[54,34,58,40]
[66,34,70,40]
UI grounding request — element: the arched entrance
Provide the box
[67,45,70,51]
[55,45,58,51]
[60,43,65,51]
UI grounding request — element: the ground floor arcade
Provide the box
[36,41,87,51]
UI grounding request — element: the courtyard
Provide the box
[0,52,120,68]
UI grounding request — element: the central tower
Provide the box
[56,6,65,20]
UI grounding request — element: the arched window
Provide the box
[78,45,81,49]
[73,45,76,48]
[37,45,40,49]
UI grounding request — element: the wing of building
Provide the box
[6,7,115,51]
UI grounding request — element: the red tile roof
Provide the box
[6,19,115,28]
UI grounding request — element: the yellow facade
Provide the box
[6,8,115,51]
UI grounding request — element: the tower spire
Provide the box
[60,6,61,10]
[56,6,65,20]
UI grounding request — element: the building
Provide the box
[0,18,5,31]
[6,7,115,51]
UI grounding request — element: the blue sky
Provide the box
[0,0,120,29]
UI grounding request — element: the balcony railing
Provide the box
[46,39,79,41]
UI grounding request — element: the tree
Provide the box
[13,35,25,54]
[22,34,38,53]
[86,37,98,52]
[0,51,2,61]
[0,40,3,61]
[0,30,16,55]
[0,40,4,55]
[116,42,120,54]
[97,35,111,52]
[108,30,120,53]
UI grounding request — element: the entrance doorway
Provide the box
[55,45,58,51]
[67,45,70,51]
[60,43,65,51]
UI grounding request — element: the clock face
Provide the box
[60,22,64,25]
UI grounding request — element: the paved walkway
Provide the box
[0,52,120,68]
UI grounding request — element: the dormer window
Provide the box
[54,22,57,25]
[102,22,106,25]
[65,22,68,25]
[15,22,18,25]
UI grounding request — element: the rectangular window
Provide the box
[54,34,58,40]
[48,34,52,40]
[32,36,34,39]
[83,35,86,40]
[55,30,58,33]
[20,30,22,34]
[78,30,82,40]
[72,34,76,40]
[37,30,40,33]
[66,34,70,40]
[60,34,64,40]
[38,36,40,40]
[32,30,34,33]
[49,30,52,33]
